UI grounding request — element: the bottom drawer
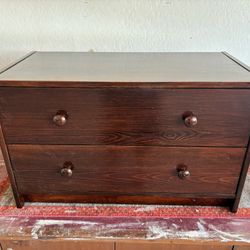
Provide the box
[9,145,244,204]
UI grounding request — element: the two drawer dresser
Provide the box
[0,52,249,212]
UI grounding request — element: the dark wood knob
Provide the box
[60,161,74,177]
[177,164,190,179]
[183,111,198,127]
[53,110,68,126]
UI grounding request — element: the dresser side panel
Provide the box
[232,137,250,212]
[0,123,24,207]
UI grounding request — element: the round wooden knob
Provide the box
[60,162,74,177]
[183,112,198,127]
[177,164,190,179]
[53,110,68,126]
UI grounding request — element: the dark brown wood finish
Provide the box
[9,145,244,198]
[0,52,249,211]
[232,137,250,212]
[1,80,250,89]
[0,88,249,147]
[22,194,234,207]
[0,124,23,207]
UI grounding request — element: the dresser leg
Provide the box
[231,138,250,213]
[0,124,24,209]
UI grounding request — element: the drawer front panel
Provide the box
[9,145,244,197]
[0,88,250,146]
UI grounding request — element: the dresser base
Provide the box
[21,194,234,211]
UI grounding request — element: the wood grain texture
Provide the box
[116,242,232,250]
[1,88,250,147]
[0,240,114,250]
[0,52,249,85]
[0,52,249,210]
[9,145,244,199]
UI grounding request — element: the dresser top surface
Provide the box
[0,52,249,87]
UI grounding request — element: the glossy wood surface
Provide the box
[1,88,250,147]
[0,52,249,84]
[0,51,249,211]
[9,145,244,198]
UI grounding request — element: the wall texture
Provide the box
[0,0,250,68]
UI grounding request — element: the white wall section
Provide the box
[0,0,249,68]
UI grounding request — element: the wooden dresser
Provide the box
[0,52,249,211]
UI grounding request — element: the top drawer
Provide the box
[0,87,249,146]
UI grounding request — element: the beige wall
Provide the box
[0,0,250,68]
